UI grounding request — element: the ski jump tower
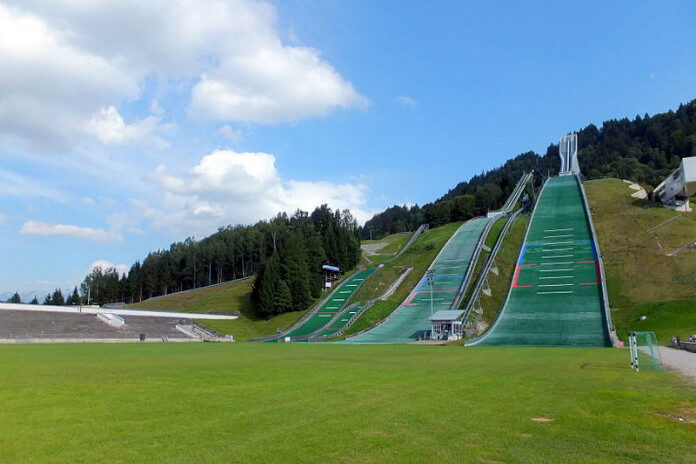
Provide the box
[559,133,580,175]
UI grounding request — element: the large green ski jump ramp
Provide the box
[470,175,612,346]
[344,217,491,344]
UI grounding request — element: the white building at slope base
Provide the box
[653,156,696,211]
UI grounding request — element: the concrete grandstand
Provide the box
[0,303,234,343]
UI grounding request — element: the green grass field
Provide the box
[1,343,694,463]
[129,278,308,341]
[585,178,696,343]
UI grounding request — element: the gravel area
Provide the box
[659,346,696,385]
[361,242,388,255]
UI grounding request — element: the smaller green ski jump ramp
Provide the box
[250,268,375,342]
[469,175,612,346]
[344,217,491,344]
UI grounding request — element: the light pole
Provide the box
[426,269,435,317]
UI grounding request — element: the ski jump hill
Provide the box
[469,134,614,347]
[342,173,531,344]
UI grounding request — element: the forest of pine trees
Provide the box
[362,98,696,238]
[77,205,361,313]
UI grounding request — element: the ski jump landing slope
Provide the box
[280,268,375,340]
[471,176,611,346]
[345,217,491,344]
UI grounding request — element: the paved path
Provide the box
[659,347,696,385]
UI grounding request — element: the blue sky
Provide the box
[1,0,695,296]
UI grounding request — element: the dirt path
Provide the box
[659,347,696,385]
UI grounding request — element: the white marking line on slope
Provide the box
[346,284,358,287]
[540,268,573,272]
[326,306,339,309]
[544,228,573,232]
[537,291,574,294]
[543,234,573,239]
[542,255,573,259]
[339,291,351,293]
[542,247,573,252]
[318,315,332,317]
[542,241,573,245]
[539,276,573,279]
[539,283,574,287]
[540,262,573,266]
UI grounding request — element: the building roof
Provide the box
[428,310,465,321]
[322,264,340,272]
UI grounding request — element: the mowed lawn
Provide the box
[1,344,695,463]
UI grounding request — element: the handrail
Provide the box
[462,208,523,324]
[447,218,496,311]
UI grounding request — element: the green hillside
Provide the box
[585,178,696,343]
[129,278,308,341]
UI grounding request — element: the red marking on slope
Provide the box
[512,265,534,288]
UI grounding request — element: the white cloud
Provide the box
[0,213,6,223]
[396,95,417,108]
[142,149,373,234]
[86,106,173,148]
[82,197,96,206]
[20,220,122,243]
[217,125,243,142]
[189,46,369,122]
[0,169,67,202]
[0,0,367,150]
[0,2,139,149]
[150,99,164,115]
[89,260,129,276]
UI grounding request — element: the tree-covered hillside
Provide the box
[79,206,361,314]
[362,98,696,239]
